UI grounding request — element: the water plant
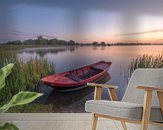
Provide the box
[129,54,163,77]
[0,64,43,130]
[0,51,54,103]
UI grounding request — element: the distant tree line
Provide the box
[4,36,78,46]
[1,36,162,46]
[1,36,112,46]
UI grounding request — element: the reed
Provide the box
[129,54,163,77]
[0,50,54,103]
[0,44,49,50]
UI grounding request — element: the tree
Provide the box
[107,43,111,46]
[101,42,106,46]
[37,36,47,45]
[92,41,98,46]
[68,40,76,45]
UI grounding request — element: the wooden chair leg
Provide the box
[121,121,127,130]
[141,90,152,130]
[157,91,163,114]
[141,119,149,130]
[92,113,98,130]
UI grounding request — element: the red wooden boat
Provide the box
[41,61,112,91]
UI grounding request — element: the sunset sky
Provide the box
[1,0,163,43]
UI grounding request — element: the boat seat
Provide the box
[67,74,82,82]
[91,66,104,71]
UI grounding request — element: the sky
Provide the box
[1,0,163,43]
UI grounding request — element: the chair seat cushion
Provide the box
[85,100,163,122]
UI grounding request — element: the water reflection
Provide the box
[45,72,111,112]
[17,45,163,112]
[18,46,77,57]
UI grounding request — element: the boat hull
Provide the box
[41,61,112,90]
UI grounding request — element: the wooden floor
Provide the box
[0,113,140,130]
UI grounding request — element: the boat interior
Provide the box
[67,66,104,82]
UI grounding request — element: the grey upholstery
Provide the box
[122,69,163,106]
[86,100,163,122]
[85,69,163,123]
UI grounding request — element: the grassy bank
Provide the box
[8,103,53,113]
[0,44,52,51]
[0,49,55,104]
[129,54,163,77]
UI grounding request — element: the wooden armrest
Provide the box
[88,83,118,101]
[137,86,163,92]
[87,83,118,89]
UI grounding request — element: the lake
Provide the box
[17,45,163,112]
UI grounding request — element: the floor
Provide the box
[0,113,140,130]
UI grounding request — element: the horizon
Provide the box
[1,0,163,43]
[1,36,163,45]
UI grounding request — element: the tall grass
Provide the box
[0,50,55,103]
[129,54,163,78]
[0,44,49,50]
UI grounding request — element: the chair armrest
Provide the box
[87,83,118,101]
[87,83,118,89]
[137,86,163,92]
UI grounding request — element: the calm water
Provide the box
[17,45,163,112]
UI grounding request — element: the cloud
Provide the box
[155,38,163,41]
[1,0,163,15]
[1,0,163,42]
[24,0,163,15]
[11,30,57,39]
[112,29,163,37]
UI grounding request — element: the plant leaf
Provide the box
[0,123,19,130]
[0,92,43,113]
[0,63,14,90]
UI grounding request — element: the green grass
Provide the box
[0,44,63,51]
[7,103,53,113]
[129,54,163,77]
[0,47,55,104]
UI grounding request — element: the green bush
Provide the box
[0,64,43,130]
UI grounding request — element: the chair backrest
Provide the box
[122,69,163,107]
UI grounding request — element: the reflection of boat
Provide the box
[40,72,111,112]
[41,61,112,91]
